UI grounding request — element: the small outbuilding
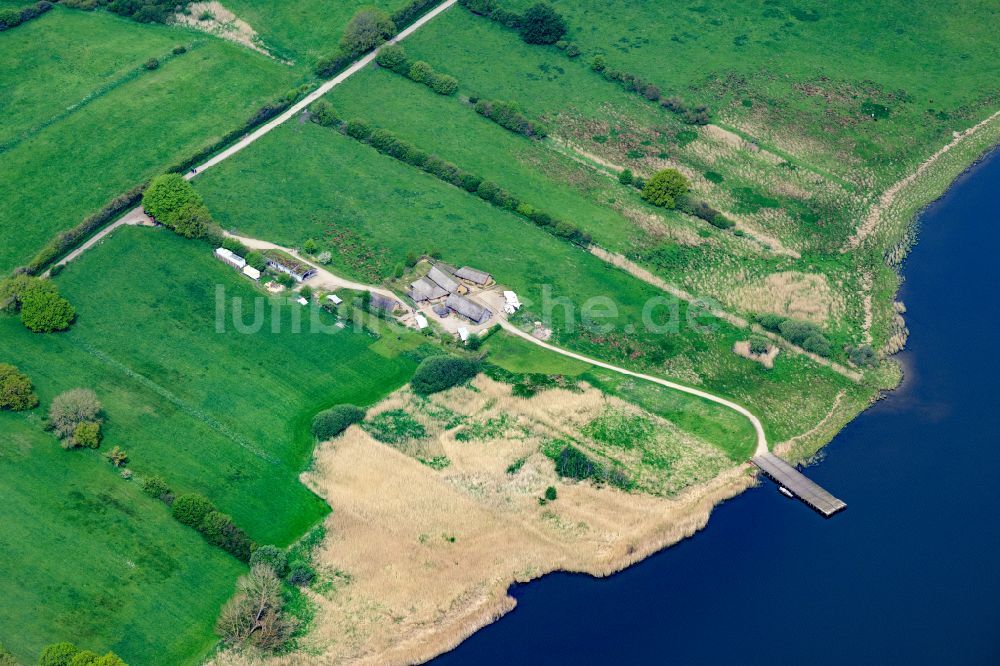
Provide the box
[503,290,521,314]
[414,313,429,330]
[296,296,309,306]
[263,249,316,282]
[242,265,261,281]
[370,293,400,312]
[326,293,343,305]
[457,327,469,342]
[215,247,247,269]
[433,304,450,318]
[408,276,448,302]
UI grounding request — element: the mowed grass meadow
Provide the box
[0,6,302,273]
[0,414,244,665]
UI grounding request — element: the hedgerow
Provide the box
[311,404,366,440]
[411,355,480,395]
[0,1,52,32]
[473,98,548,138]
[309,110,591,247]
[755,314,833,357]
[591,56,710,125]
[376,44,458,96]
[170,493,254,561]
[457,0,567,45]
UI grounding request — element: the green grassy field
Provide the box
[498,0,1000,180]
[192,118,861,444]
[224,0,406,67]
[5,227,419,544]
[0,7,302,274]
[0,413,244,665]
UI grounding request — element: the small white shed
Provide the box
[326,294,343,305]
[242,265,261,281]
[414,313,429,330]
[296,296,309,306]
[457,327,469,342]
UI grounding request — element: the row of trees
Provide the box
[35,641,127,666]
[375,44,458,96]
[60,0,190,24]
[170,492,254,561]
[458,0,568,45]
[473,97,549,139]
[0,275,75,333]
[591,56,710,125]
[310,108,592,246]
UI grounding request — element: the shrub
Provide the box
[458,0,495,15]
[250,544,289,577]
[641,168,689,208]
[544,486,557,501]
[802,334,832,357]
[430,73,459,95]
[345,118,373,140]
[105,445,128,466]
[19,285,75,332]
[756,313,785,331]
[554,445,600,480]
[375,43,409,73]
[200,511,253,561]
[309,99,340,127]
[777,318,821,345]
[245,251,267,271]
[0,8,22,29]
[411,355,480,395]
[311,404,365,439]
[72,421,103,449]
[171,493,216,528]
[303,238,318,254]
[565,43,580,58]
[222,236,248,256]
[518,3,567,44]
[749,336,770,355]
[38,642,79,666]
[0,363,38,411]
[172,45,187,55]
[849,344,878,367]
[141,475,171,500]
[643,84,661,101]
[143,58,159,70]
[590,55,606,72]
[618,169,633,186]
[390,0,440,28]
[49,388,102,440]
[408,60,433,83]
[287,562,316,587]
[315,50,354,78]
[339,8,395,56]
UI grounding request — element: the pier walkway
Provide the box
[752,452,847,517]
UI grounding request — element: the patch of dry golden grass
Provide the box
[727,271,842,325]
[211,377,752,666]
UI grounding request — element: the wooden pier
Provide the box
[752,452,847,517]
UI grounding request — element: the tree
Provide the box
[641,168,689,208]
[590,55,606,72]
[849,344,877,367]
[303,238,318,254]
[410,356,479,395]
[0,363,38,411]
[309,99,340,127]
[72,421,103,449]
[200,511,253,561]
[408,60,433,83]
[311,404,365,439]
[38,642,80,666]
[287,562,315,586]
[141,475,171,501]
[171,201,210,239]
[250,545,289,577]
[49,389,102,440]
[339,8,395,56]
[142,173,201,228]
[171,493,216,527]
[19,285,75,333]
[518,3,567,44]
[618,168,633,186]
[245,251,267,271]
[749,336,770,355]
[216,565,294,650]
[0,274,54,313]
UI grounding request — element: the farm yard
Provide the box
[2,0,999,663]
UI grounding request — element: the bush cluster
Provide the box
[2,275,76,333]
[376,44,458,95]
[459,1,567,45]
[411,355,480,395]
[313,115,591,246]
[37,641,127,666]
[172,492,253,561]
[0,363,38,411]
[49,388,103,448]
[61,0,193,24]
[756,314,832,357]
[551,444,631,490]
[677,196,735,229]
[142,173,213,238]
[317,6,399,77]
[849,344,878,367]
[590,56,709,125]
[641,168,689,208]
[311,404,366,440]
[473,98,548,138]
[0,1,52,31]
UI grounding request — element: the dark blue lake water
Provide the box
[433,148,1000,665]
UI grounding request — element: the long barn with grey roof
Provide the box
[426,265,461,294]
[455,266,492,286]
[446,294,492,324]
[408,277,448,302]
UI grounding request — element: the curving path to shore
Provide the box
[494,318,769,457]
